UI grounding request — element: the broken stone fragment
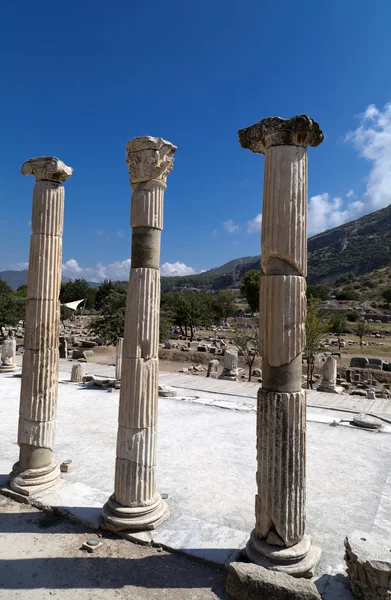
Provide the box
[345,531,391,599]
[226,562,321,600]
[158,385,177,397]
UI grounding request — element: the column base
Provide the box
[0,365,18,373]
[9,460,60,496]
[246,530,321,579]
[102,493,169,532]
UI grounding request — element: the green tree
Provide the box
[60,278,96,310]
[233,329,258,382]
[214,290,236,323]
[382,288,391,304]
[88,290,126,345]
[355,320,369,350]
[95,279,115,310]
[329,312,347,350]
[305,298,329,389]
[307,285,330,301]
[162,292,217,341]
[15,285,28,298]
[0,278,26,329]
[240,270,262,314]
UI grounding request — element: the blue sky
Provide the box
[1,0,391,280]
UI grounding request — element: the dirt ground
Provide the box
[0,495,228,600]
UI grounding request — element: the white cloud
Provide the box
[10,258,198,282]
[95,228,104,236]
[62,258,131,282]
[247,213,262,233]
[308,193,364,236]
[308,103,391,236]
[160,262,196,276]
[3,262,29,271]
[346,103,391,210]
[116,230,125,238]
[223,219,240,234]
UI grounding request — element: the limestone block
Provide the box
[31,181,64,235]
[260,276,306,367]
[207,359,219,378]
[1,337,16,367]
[261,146,308,276]
[130,181,164,229]
[350,357,369,368]
[116,425,156,466]
[126,136,177,184]
[114,457,156,506]
[317,356,343,393]
[345,531,391,599]
[26,234,62,301]
[118,357,158,429]
[223,349,238,370]
[19,349,58,422]
[71,363,85,383]
[115,337,123,381]
[226,562,321,600]
[24,299,60,350]
[123,269,160,361]
[158,384,177,397]
[18,416,56,450]
[256,389,306,546]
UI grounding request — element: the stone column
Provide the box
[317,355,343,393]
[115,337,124,381]
[103,137,176,531]
[0,334,17,372]
[238,116,323,577]
[10,157,73,495]
[219,349,239,381]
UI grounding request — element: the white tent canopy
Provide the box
[61,299,86,311]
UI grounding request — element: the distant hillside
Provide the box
[3,204,390,293]
[0,270,71,290]
[307,204,391,284]
[161,204,391,291]
[204,255,260,275]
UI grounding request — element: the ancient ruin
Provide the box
[317,355,343,393]
[0,333,17,372]
[219,348,238,380]
[10,157,73,495]
[238,115,324,577]
[102,137,176,531]
[115,337,123,382]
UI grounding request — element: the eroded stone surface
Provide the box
[226,561,321,599]
[11,157,72,496]
[103,136,175,531]
[345,531,391,599]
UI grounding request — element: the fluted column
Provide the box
[10,157,73,495]
[103,136,176,531]
[238,116,323,577]
[115,337,123,381]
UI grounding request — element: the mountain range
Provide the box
[1,204,390,290]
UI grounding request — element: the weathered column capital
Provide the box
[126,136,177,184]
[238,115,324,154]
[21,157,73,183]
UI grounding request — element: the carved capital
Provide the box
[126,136,177,184]
[21,157,73,183]
[238,115,323,154]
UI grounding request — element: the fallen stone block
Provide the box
[345,530,391,599]
[226,562,321,600]
[158,384,177,398]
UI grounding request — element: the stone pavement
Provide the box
[0,496,228,599]
[2,362,391,599]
